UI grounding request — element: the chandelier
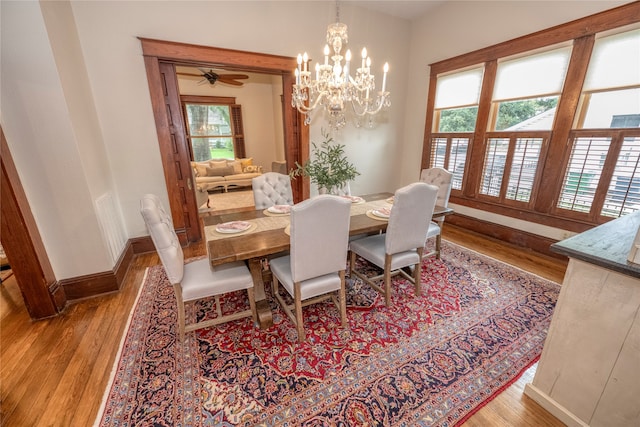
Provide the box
[292,2,390,130]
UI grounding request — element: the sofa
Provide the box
[191,157,263,193]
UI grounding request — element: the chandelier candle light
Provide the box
[292,5,390,130]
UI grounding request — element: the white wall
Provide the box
[1,0,115,278]
[401,0,629,241]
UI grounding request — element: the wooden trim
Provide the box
[451,195,598,233]
[140,38,308,231]
[446,213,565,260]
[1,127,63,318]
[60,240,135,300]
[139,38,295,73]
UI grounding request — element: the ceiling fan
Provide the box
[176,68,249,86]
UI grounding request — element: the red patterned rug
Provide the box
[95,241,559,426]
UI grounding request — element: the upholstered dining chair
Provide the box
[269,195,352,341]
[420,167,453,259]
[252,172,294,209]
[349,182,438,307]
[140,194,256,341]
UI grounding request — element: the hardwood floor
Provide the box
[0,224,568,426]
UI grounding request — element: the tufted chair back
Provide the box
[140,194,184,284]
[420,167,453,208]
[385,182,438,256]
[252,172,294,209]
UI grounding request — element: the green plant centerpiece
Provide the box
[290,129,360,194]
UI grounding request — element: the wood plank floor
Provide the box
[0,224,568,426]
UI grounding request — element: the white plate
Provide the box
[267,205,291,214]
[215,221,251,233]
[342,195,365,204]
[372,208,391,218]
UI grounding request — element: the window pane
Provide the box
[601,136,640,217]
[497,97,559,131]
[580,88,640,129]
[493,47,571,101]
[557,136,610,213]
[439,106,478,132]
[583,29,640,91]
[191,137,235,161]
[186,104,232,137]
[435,67,484,109]
[430,137,447,168]
[429,137,469,191]
[506,138,543,202]
[481,138,509,197]
[450,138,469,190]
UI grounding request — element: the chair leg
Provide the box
[339,270,347,328]
[173,283,186,341]
[383,254,392,307]
[414,248,424,297]
[294,282,305,342]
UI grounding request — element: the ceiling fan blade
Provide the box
[218,74,249,80]
[176,72,201,77]
[218,78,244,86]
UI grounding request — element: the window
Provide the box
[430,136,469,190]
[480,135,545,205]
[434,67,483,132]
[181,96,245,162]
[557,28,640,219]
[424,6,640,231]
[490,47,570,131]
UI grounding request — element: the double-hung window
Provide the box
[181,96,245,162]
[430,66,483,191]
[557,29,640,219]
[479,47,570,207]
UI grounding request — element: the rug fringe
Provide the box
[93,267,150,427]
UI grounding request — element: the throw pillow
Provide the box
[209,160,228,169]
[206,166,233,177]
[243,165,259,173]
[194,163,208,177]
[237,157,254,169]
[227,160,242,174]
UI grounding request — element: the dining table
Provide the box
[203,192,453,329]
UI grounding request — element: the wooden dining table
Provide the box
[203,192,453,329]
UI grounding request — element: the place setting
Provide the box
[213,220,257,235]
[339,195,365,204]
[366,206,391,221]
[263,204,292,217]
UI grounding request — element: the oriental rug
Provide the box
[95,241,560,427]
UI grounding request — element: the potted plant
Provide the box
[290,129,360,194]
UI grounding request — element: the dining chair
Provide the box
[269,195,352,341]
[140,194,256,341]
[420,167,453,259]
[349,182,438,307]
[252,172,294,209]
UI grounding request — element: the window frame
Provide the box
[180,95,246,161]
[422,3,640,233]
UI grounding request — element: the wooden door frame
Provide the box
[1,127,65,319]
[140,38,309,243]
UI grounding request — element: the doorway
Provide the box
[140,38,309,244]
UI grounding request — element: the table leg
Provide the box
[248,258,273,329]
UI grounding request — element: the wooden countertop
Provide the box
[551,211,640,279]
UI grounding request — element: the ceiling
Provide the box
[347,0,447,21]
